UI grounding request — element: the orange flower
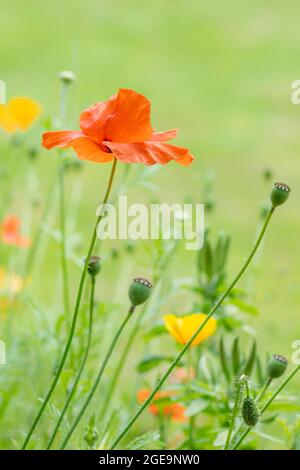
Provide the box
[0,216,31,248]
[137,388,187,422]
[0,97,41,133]
[42,88,194,166]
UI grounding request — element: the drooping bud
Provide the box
[242,397,260,427]
[129,278,152,308]
[84,255,101,277]
[59,70,76,84]
[267,354,288,379]
[271,182,290,207]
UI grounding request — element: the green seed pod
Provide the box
[59,70,76,84]
[242,397,260,427]
[267,354,288,379]
[271,182,290,207]
[129,278,152,307]
[85,255,101,277]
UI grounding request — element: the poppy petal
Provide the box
[0,104,20,132]
[42,130,85,149]
[151,129,178,141]
[104,88,154,143]
[104,140,194,166]
[80,96,118,143]
[8,97,41,130]
[71,137,114,163]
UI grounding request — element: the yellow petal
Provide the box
[9,97,41,130]
[164,314,186,344]
[164,313,217,347]
[0,104,19,132]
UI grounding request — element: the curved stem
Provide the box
[60,307,133,449]
[21,158,117,450]
[110,207,275,449]
[46,275,96,449]
[231,364,300,450]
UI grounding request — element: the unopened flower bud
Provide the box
[84,255,101,277]
[242,397,260,427]
[129,278,152,308]
[59,70,75,84]
[267,354,288,379]
[271,182,290,207]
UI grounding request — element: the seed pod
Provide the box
[267,354,288,379]
[271,182,290,207]
[59,70,76,84]
[242,397,260,427]
[85,256,101,277]
[129,278,152,307]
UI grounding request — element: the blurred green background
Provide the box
[0,0,300,448]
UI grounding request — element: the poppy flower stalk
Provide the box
[21,158,118,450]
[110,189,286,449]
[46,261,98,449]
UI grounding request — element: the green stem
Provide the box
[46,275,96,449]
[224,376,246,450]
[231,364,300,450]
[58,162,70,319]
[21,158,117,450]
[255,378,272,403]
[110,207,275,450]
[60,307,134,449]
[24,169,57,277]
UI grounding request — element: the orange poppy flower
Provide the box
[42,88,194,166]
[0,97,41,133]
[137,388,187,422]
[0,216,31,248]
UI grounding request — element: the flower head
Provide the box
[164,313,217,347]
[137,389,187,422]
[42,88,194,166]
[0,216,31,248]
[0,267,26,295]
[0,97,41,133]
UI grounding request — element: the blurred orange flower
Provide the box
[164,313,217,347]
[42,88,194,166]
[0,97,41,133]
[137,388,187,422]
[0,216,31,248]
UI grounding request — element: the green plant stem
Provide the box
[255,378,272,403]
[60,307,134,449]
[224,376,246,450]
[110,206,275,450]
[21,158,117,450]
[24,170,57,276]
[231,364,300,450]
[58,162,70,319]
[46,275,96,449]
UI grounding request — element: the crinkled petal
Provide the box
[80,96,118,143]
[104,140,194,166]
[104,88,153,143]
[151,129,178,141]
[71,137,114,163]
[42,130,85,149]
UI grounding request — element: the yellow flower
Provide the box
[0,97,41,133]
[163,313,217,347]
[0,267,26,295]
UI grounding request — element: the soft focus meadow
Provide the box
[0,0,300,451]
